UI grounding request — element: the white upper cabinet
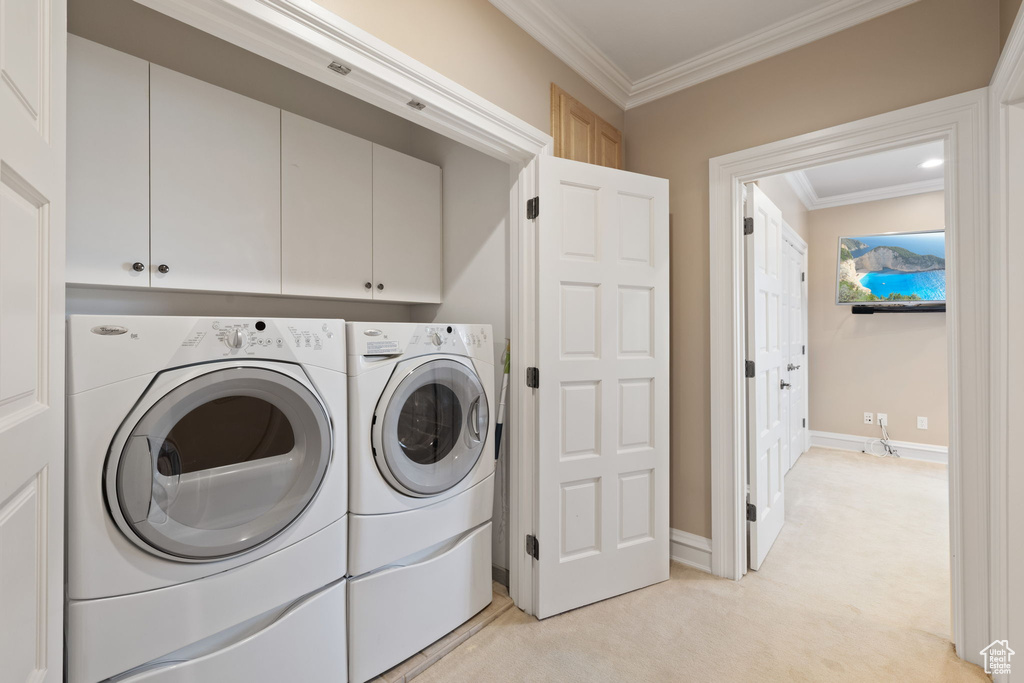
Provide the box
[67,36,150,287]
[281,111,373,299]
[372,144,442,303]
[150,65,281,294]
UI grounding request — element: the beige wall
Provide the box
[624,0,999,537]
[807,192,947,447]
[756,176,810,243]
[1003,0,1023,46]
[311,0,624,134]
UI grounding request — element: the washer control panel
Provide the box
[347,322,492,364]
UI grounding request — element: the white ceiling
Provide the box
[489,0,920,109]
[784,140,945,210]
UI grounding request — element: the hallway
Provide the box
[413,448,985,682]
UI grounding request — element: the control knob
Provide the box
[226,328,248,349]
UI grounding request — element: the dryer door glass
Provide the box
[378,359,488,496]
[111,366,332,560]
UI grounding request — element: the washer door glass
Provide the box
[111,366,331,560]
[378,359,488,496]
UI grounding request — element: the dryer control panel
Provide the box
[346,322,493,365]
[67,316,346,395]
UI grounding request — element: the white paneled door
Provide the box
[0,0,66,678]
[745,184,786,571]
[535,156,669,619]
[782,229,808,470]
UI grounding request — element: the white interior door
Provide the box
[535,155,669,619]
[0,0,66,679]
[745,184,786,571]
[782,229,808,470]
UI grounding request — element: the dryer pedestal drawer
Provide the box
[111,578,347,683]
[348,522,492,683]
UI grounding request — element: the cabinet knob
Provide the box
[157,264,170,274]
[376,283,384,291]
[364,282,372,290]
[132,262,145,272]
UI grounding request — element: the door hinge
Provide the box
[801,272,806,282]
[745,360,755,378]
[526,534,539,560]
[747,503,757,522]
[527,196,539,220]
[802,417,806,428]
[526,366,540,388]
[743,217,754,235]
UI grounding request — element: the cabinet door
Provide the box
[67,36,150,286]
[150,65,281,294]
[281,112,373,299]
[371,145,441,303]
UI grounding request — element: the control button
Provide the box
[226,328,248,349]
[431,332,443,347]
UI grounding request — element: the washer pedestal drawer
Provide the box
[347,522,492,683]
[110,578,347,683]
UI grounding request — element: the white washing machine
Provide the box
[66,316,349,683]
[346,322,495,683]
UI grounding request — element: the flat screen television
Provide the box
[835,230,946,306]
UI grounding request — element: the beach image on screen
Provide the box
[836,230,946,304]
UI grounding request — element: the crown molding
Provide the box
[488,0,631,109]
[491,0,919,110]
[785,170,944,210]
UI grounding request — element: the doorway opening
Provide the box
[741,140,952,646]
[709,89,992,664]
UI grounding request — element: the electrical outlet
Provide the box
[864,412,874,425]
[878,413,888,426]
[917,416,928,430]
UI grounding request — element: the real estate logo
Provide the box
[980,640,1014,676]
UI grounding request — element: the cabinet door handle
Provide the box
[157,264,170,274]
[377,283,384,291]
[132,262,145,272]
[364,282,372,290]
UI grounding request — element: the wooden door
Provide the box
[0,0,67,678]
[551,84,622,169]
[150,65,281,294]
[535,156,669,618]
[371,144,441,303]
[281,111,373,299]
[67,36,149,287]
[745,184,786,571]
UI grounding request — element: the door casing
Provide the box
[710,88,991,665]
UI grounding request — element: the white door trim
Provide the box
[709,89,990,665]
[987,9,1024,664]
[133,0,552,615]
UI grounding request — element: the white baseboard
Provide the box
[670,529,712,573]
[809,430,948,464]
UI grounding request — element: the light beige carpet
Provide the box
[416,448,988,682]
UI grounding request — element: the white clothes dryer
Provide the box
[66,316,348,683]
[346,322,495,683]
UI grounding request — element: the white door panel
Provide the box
[66,36,149,287]
[783,233,808,469]
[0,0,65,678]
[150,65,281,294]
[536,156,669,619]
[281,111,373,299]
[746,184,786,571]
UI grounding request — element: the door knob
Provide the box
[377,283,384,291]
[132,262,145,272]
[157,264,170,274]
[364,282,372,290]
[780,380,791,389]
